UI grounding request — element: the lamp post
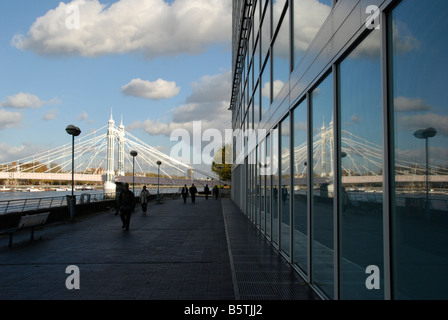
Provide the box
[65,125,81,222]
[413,127,437,211]
[156,160,162,203]
[130,150,138,194]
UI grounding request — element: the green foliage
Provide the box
[211,144,232,182]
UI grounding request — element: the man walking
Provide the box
[189,183,198,203]
[117,182,135,230]
[181,184,188,203]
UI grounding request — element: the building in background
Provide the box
[230,0,448,300]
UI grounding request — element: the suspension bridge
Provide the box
[0,115,222,195]
[285,119,448,187]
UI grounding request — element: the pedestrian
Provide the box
[213,185,219,199]
[189,183,198,203]
[117,182,135,230]
[140,185,150,215]
[204,184,210,200]
[181,184,188,203]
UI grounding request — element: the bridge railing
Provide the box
[0,193,108,215]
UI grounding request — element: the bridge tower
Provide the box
[104,113,116,197]
[117,117,125,177]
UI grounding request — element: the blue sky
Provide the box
[0,0,232,166]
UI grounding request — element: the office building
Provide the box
[230,0,448,299]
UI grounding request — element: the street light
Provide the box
[413,127,437,211]
[130,150,138,195]
[156,160,162,203]
[65,125,81,222]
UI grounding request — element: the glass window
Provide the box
[261,0,271,60]
[390,0,448,300]
[311,73,334,299]
[266,134,272,238]
[273,0,287,32]
[254,38,260,84]
[254,83,260,124]
[254,0,260,34]
[280,115,291,256]
[293,98,308,273]
[272,127,280,245]
[339,29,383,300]
[293,0,331,69]
[272,6,290,100]
[261,56,271,120]
[260,139,266,232]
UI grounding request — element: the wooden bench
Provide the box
[1,212,50,248]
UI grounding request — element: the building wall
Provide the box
[230,0,448,300]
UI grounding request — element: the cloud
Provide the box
[394,96,433,112]
[0,142,48,163]
[351,114,363,123]
[43,109,58,121]
[0,93,60,109]
[261,80,285,100]
[77,111,88,121]
[0,109,23,130]
[398,113,448,136]
[292,0,331,53]
[129,69,231,136]
[121,78,180,100]
[12,0,231,58]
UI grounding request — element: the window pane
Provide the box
[272,6,290,100]
[311,73,334,298]
[273,0,287,31]
[339,29,383,300]
[280,116,291,256]
[261,0,271,60]
[261,56,271,119]
[293,0,331,68]
[272,128,280,245]
[266,134,272,238]
[391,0,448,300]
[293,98,308,273]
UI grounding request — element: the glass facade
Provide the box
[230,0,448,300]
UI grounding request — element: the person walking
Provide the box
[189,183,198,203]
[117,182,135,230]
[140,185,150,215]
[213,185,219,200]
[204,184,210,200]
[181,184,188,203]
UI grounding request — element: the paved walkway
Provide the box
[0,196,320,301]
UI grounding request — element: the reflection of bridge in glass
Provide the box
[286,121,448,185]
[0,116,219,190]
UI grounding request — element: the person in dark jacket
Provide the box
[117,183,135,230]
[204,184,210,200]
[181,184,188,203]
[189,184,198,203]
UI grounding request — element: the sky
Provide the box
[0,0,232,171]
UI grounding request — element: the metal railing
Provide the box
[0,193,109,215]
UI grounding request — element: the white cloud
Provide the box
[129,69,231,136]
[121,78,180,100]
[0,92,60,109]
[0,109,23,129]
[398,113,448,136]
[77,111,88,121]
[0,142,48,163]
[394,96,433,112]
[43,109,58,121]
[12,0,231,58]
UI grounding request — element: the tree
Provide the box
[211,144,232,182]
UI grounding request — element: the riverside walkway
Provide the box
[0,196,319,302]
